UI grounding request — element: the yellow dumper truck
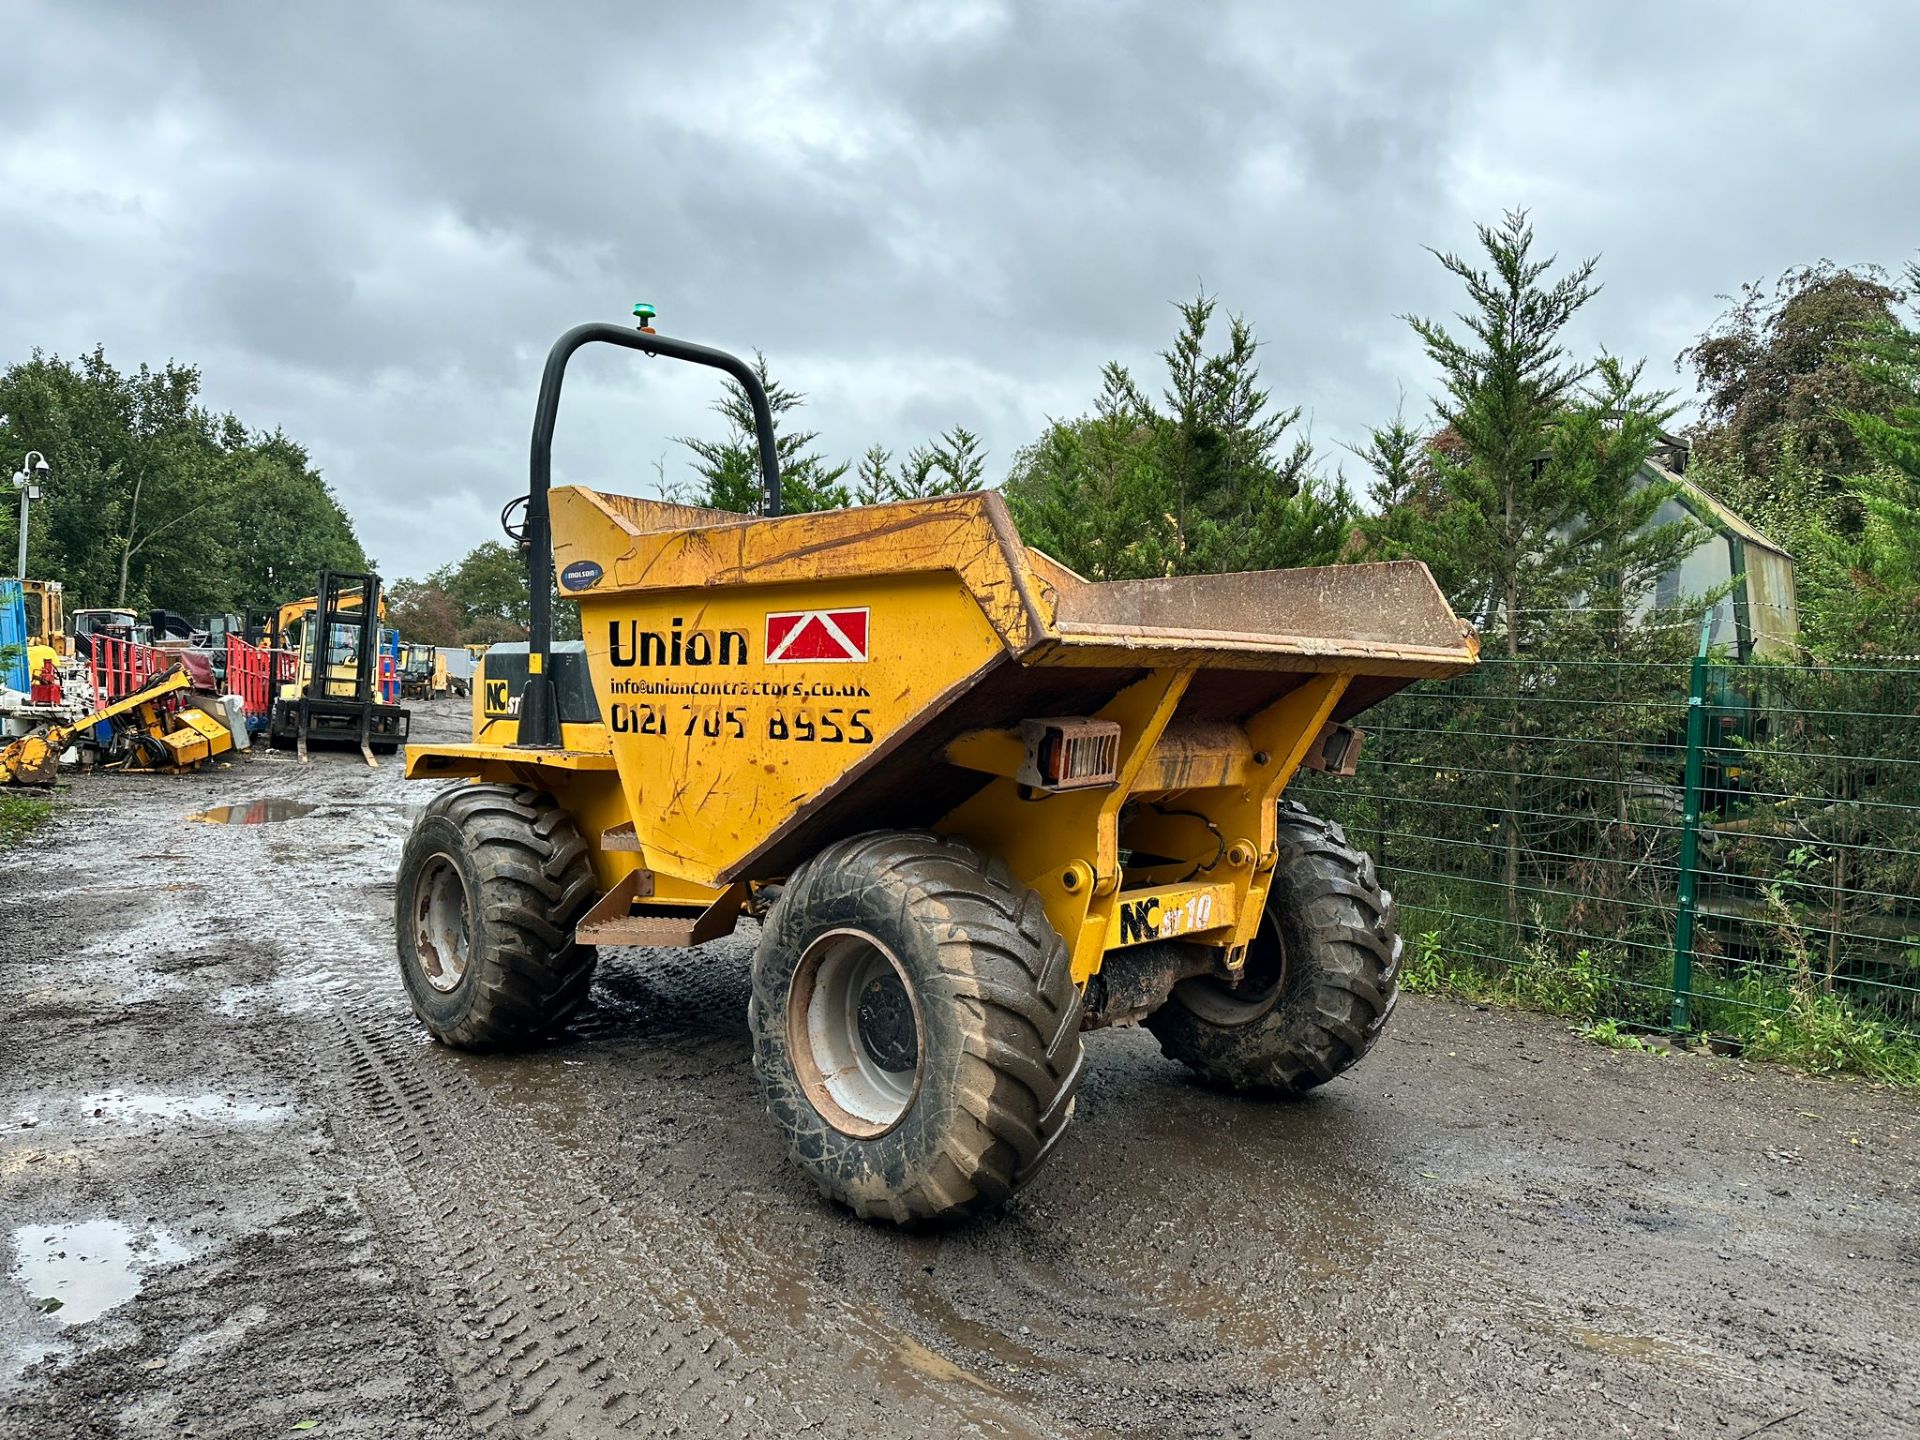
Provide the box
[397,319,1476,1222]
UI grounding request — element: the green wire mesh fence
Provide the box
[1289,619,1920,1059]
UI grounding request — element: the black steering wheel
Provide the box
[500,495,530,548]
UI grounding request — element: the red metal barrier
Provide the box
[226,635,273,717]
[89,634,169,704]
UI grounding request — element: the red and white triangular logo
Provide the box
[765,608,870,663]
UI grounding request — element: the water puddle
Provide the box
[188,798,316,825]
[1573,1327,1702,1367]
[12,1219,190,1327]
[80,1090,290,1127]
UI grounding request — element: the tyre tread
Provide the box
[1146,799,1399,1094]
[398,783,599,1050]
[749,829,1083,1222]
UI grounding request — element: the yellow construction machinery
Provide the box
[395,317,1477,1223]
[397,642,451,700]
[270,571,409,762]
[1,667,235,785]
[21,579,69,674]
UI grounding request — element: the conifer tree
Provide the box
[1827,259,1920,649]
[1403,211,1693,653]
[676,353,850,513]
[1004,368,1168,577]
[855,427,987,504]
[1005,293,1350,577]
[1398,211,1699,925]
[1350,404,1463,589]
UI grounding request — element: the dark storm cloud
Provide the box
[2,1,1915,576]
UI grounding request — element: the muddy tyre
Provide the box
[395,783,599,1050]
[1146,800,1398,1094]
[749,831,1084,1224]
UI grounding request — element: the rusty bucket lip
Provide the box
[1045,560,1479,672]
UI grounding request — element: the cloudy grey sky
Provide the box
[3,1,1915,578]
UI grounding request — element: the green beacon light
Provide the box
[632,302,658,334]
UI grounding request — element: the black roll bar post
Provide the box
[515,322,782,747]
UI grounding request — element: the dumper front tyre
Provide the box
[394,783,599,1050]
[1146,801,1399,1094]
[749,832,1084,1224]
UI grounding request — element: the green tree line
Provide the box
[0,347,366,614]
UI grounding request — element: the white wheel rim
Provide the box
[414,855,473,994]
[788,928,924,1138]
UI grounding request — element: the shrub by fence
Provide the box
[1290,619,1920,1080]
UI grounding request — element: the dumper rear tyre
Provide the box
[749,832,1084,1224]
[395,783,599,1050]
[1146,801,1399,1094]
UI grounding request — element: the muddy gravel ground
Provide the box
[2,697,1917,1439]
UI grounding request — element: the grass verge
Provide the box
[0,790,55,849]
[1402,929,1920,1085]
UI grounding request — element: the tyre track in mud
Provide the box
[0,709,1059,1437]
[0,750,478,1438]
[324,1009,766,1437]
[576,957,1311,1435]
[237,718,1056,1436]
[2,1192,463,1440]
[315,979,1077,1438]
[159,741,779,1437]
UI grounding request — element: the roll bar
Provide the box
[516,321,781,747]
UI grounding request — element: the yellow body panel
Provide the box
[406,489,1478,977]
[553,491,1049,654]
[579,571,1001,885]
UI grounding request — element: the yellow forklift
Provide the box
[269,572,409,764]
[397,642,451,700]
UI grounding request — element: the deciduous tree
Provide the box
[1682,262,1904,488]
[0,347,367,613]
[387,579,465,647]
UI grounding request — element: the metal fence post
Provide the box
[1670,612,1714,1032]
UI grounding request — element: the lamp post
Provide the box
[11,450,49,580]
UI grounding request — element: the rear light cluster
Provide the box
[1301,721,1365,777]
[1017,718,1122,791]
